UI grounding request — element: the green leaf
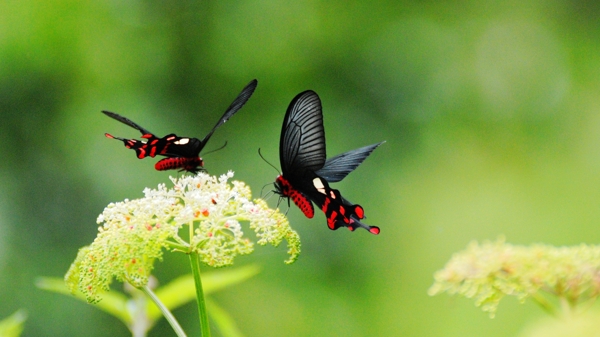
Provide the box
[206,298,245,337]
[37,265,260,334]
[36,277,132,325]
[147,265,261,320]
[0,310,27,337]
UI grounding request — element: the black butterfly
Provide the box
[103,79,258,173]
[274,90,383,234]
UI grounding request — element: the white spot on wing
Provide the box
[174,138,190,145]
[313,178,326,195]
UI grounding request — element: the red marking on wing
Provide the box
[321,196,330,213]
[137,146,147,158]
[327,210,338,229]
[319,188,380,234]
[354,205,364,219]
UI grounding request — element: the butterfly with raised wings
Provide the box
[274,90,384,234]
[103,79,257,173]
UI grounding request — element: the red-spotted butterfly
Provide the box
[274,90,383,234]
[103,79,257,173]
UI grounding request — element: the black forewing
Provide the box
[102,111,154,136]
[200,79,258,145]
[160,135,203,158]
[280,90,326,179]
[315,141,385,183]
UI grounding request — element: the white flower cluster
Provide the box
[66,172,300,303]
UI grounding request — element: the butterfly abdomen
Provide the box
[276,175,314,218]
[155,157,203,172]
[290,190,314,218]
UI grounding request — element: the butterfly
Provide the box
[103,79,257,173]
[274,90,383,234]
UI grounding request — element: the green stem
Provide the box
[166,240,190,252]
[141,285,187,337]
[189,253,211,337]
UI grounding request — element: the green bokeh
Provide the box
[1,1,600,336]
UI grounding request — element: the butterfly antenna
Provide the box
[258,148,280,174]
[202,141,228,156]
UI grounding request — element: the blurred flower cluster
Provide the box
[429,238,600,317]
[66,172,300,303]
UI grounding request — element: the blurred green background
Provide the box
[2,0,600,336]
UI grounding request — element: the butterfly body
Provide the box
[275,90,383,235]
[275,174,315,218]
[155,156,203,172]
[103,79,257,173]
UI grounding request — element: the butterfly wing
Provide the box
[301,176,380,235]
[158,135,202,158]
[163,79,258,159]
[279,90,326,179]
[315,141,385,183]
[200,79,258,146]
[276,90,326,218]
[163,78,257,170]
[102,111,154,137]
[103,111,167,159]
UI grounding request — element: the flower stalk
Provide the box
[141,285,187,337]
[190,253,210,337]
